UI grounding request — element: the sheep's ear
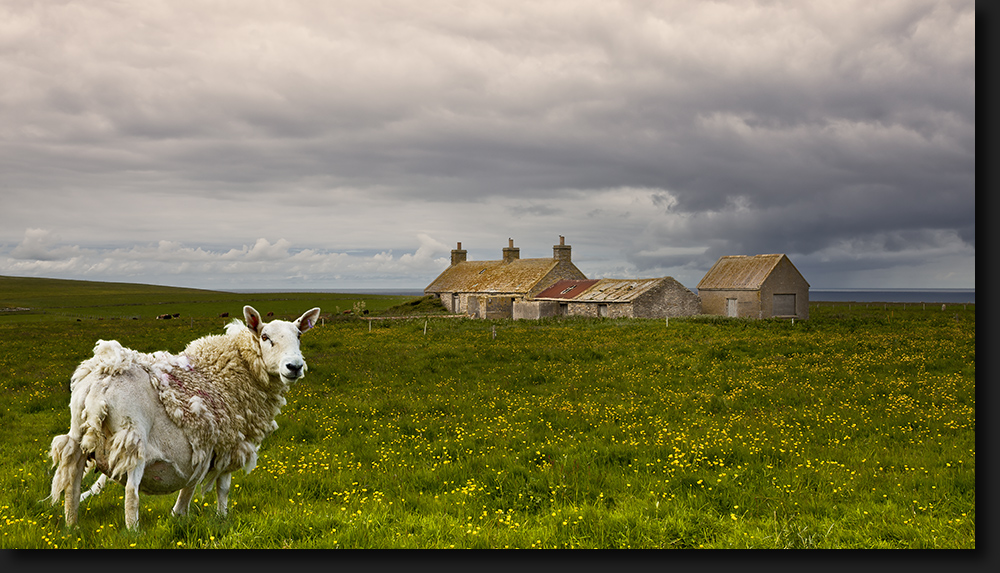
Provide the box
[244,306,264,334]
[296,307,321,334]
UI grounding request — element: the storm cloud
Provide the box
[0,1,975,290]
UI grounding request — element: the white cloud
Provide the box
[10,229,82,261]
[0,229,451,290]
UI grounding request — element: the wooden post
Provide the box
[424,319,428,335]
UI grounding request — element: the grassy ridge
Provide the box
[0,278,975,548]
[0,275,417,322]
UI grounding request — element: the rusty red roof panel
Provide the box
[534,279,600,300]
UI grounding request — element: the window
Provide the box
[773,294,796,316]
[598,304,608,317]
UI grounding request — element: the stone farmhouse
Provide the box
[424,237,701,320]
[697,253,810,320]
[424,237,588,319]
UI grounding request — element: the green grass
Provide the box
[0,277,975,548]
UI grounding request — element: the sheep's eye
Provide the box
[261,333,269,342]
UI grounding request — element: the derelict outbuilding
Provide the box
[515,276,701,320]
[697,254,810,319]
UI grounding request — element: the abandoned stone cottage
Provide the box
[697,253,810,320]
[424,237,701,320]
[424,237,587,319]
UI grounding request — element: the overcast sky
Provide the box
[0,1,975,292]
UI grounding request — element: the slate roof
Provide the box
[425,258,563,294]
[697,254,799,290]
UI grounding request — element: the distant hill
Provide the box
[0,275,420,321]
[1,275,226,309]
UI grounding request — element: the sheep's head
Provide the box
[244,305,321,384]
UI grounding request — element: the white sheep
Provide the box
[49,305,321,530]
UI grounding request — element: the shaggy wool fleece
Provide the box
[73,320,286,481]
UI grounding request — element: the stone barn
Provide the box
[424,236,587,319]
[697,254,810,319]
[516,277,701,320]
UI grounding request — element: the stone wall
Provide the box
[631,277,701,317]
[698,290,761,318]
[758,259,810,319]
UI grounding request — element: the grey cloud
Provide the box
[0,0,974,290]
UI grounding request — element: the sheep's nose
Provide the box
[285,362,303,376]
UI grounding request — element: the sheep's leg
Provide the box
[80,473,108,502]
[64,447,88,527]
[123,462,145,530]
[172,485,197,517]
[215,473,232,516]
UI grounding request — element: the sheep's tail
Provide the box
[49,434,88,526]
[73,340,137,457]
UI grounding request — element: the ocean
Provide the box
[807,289,975,304]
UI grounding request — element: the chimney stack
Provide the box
[451,241,467,266]
[553,235,571,262]
[502,238,520,263]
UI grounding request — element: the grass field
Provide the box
[0,276,975,548]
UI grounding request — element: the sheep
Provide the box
[49,305,321,530]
